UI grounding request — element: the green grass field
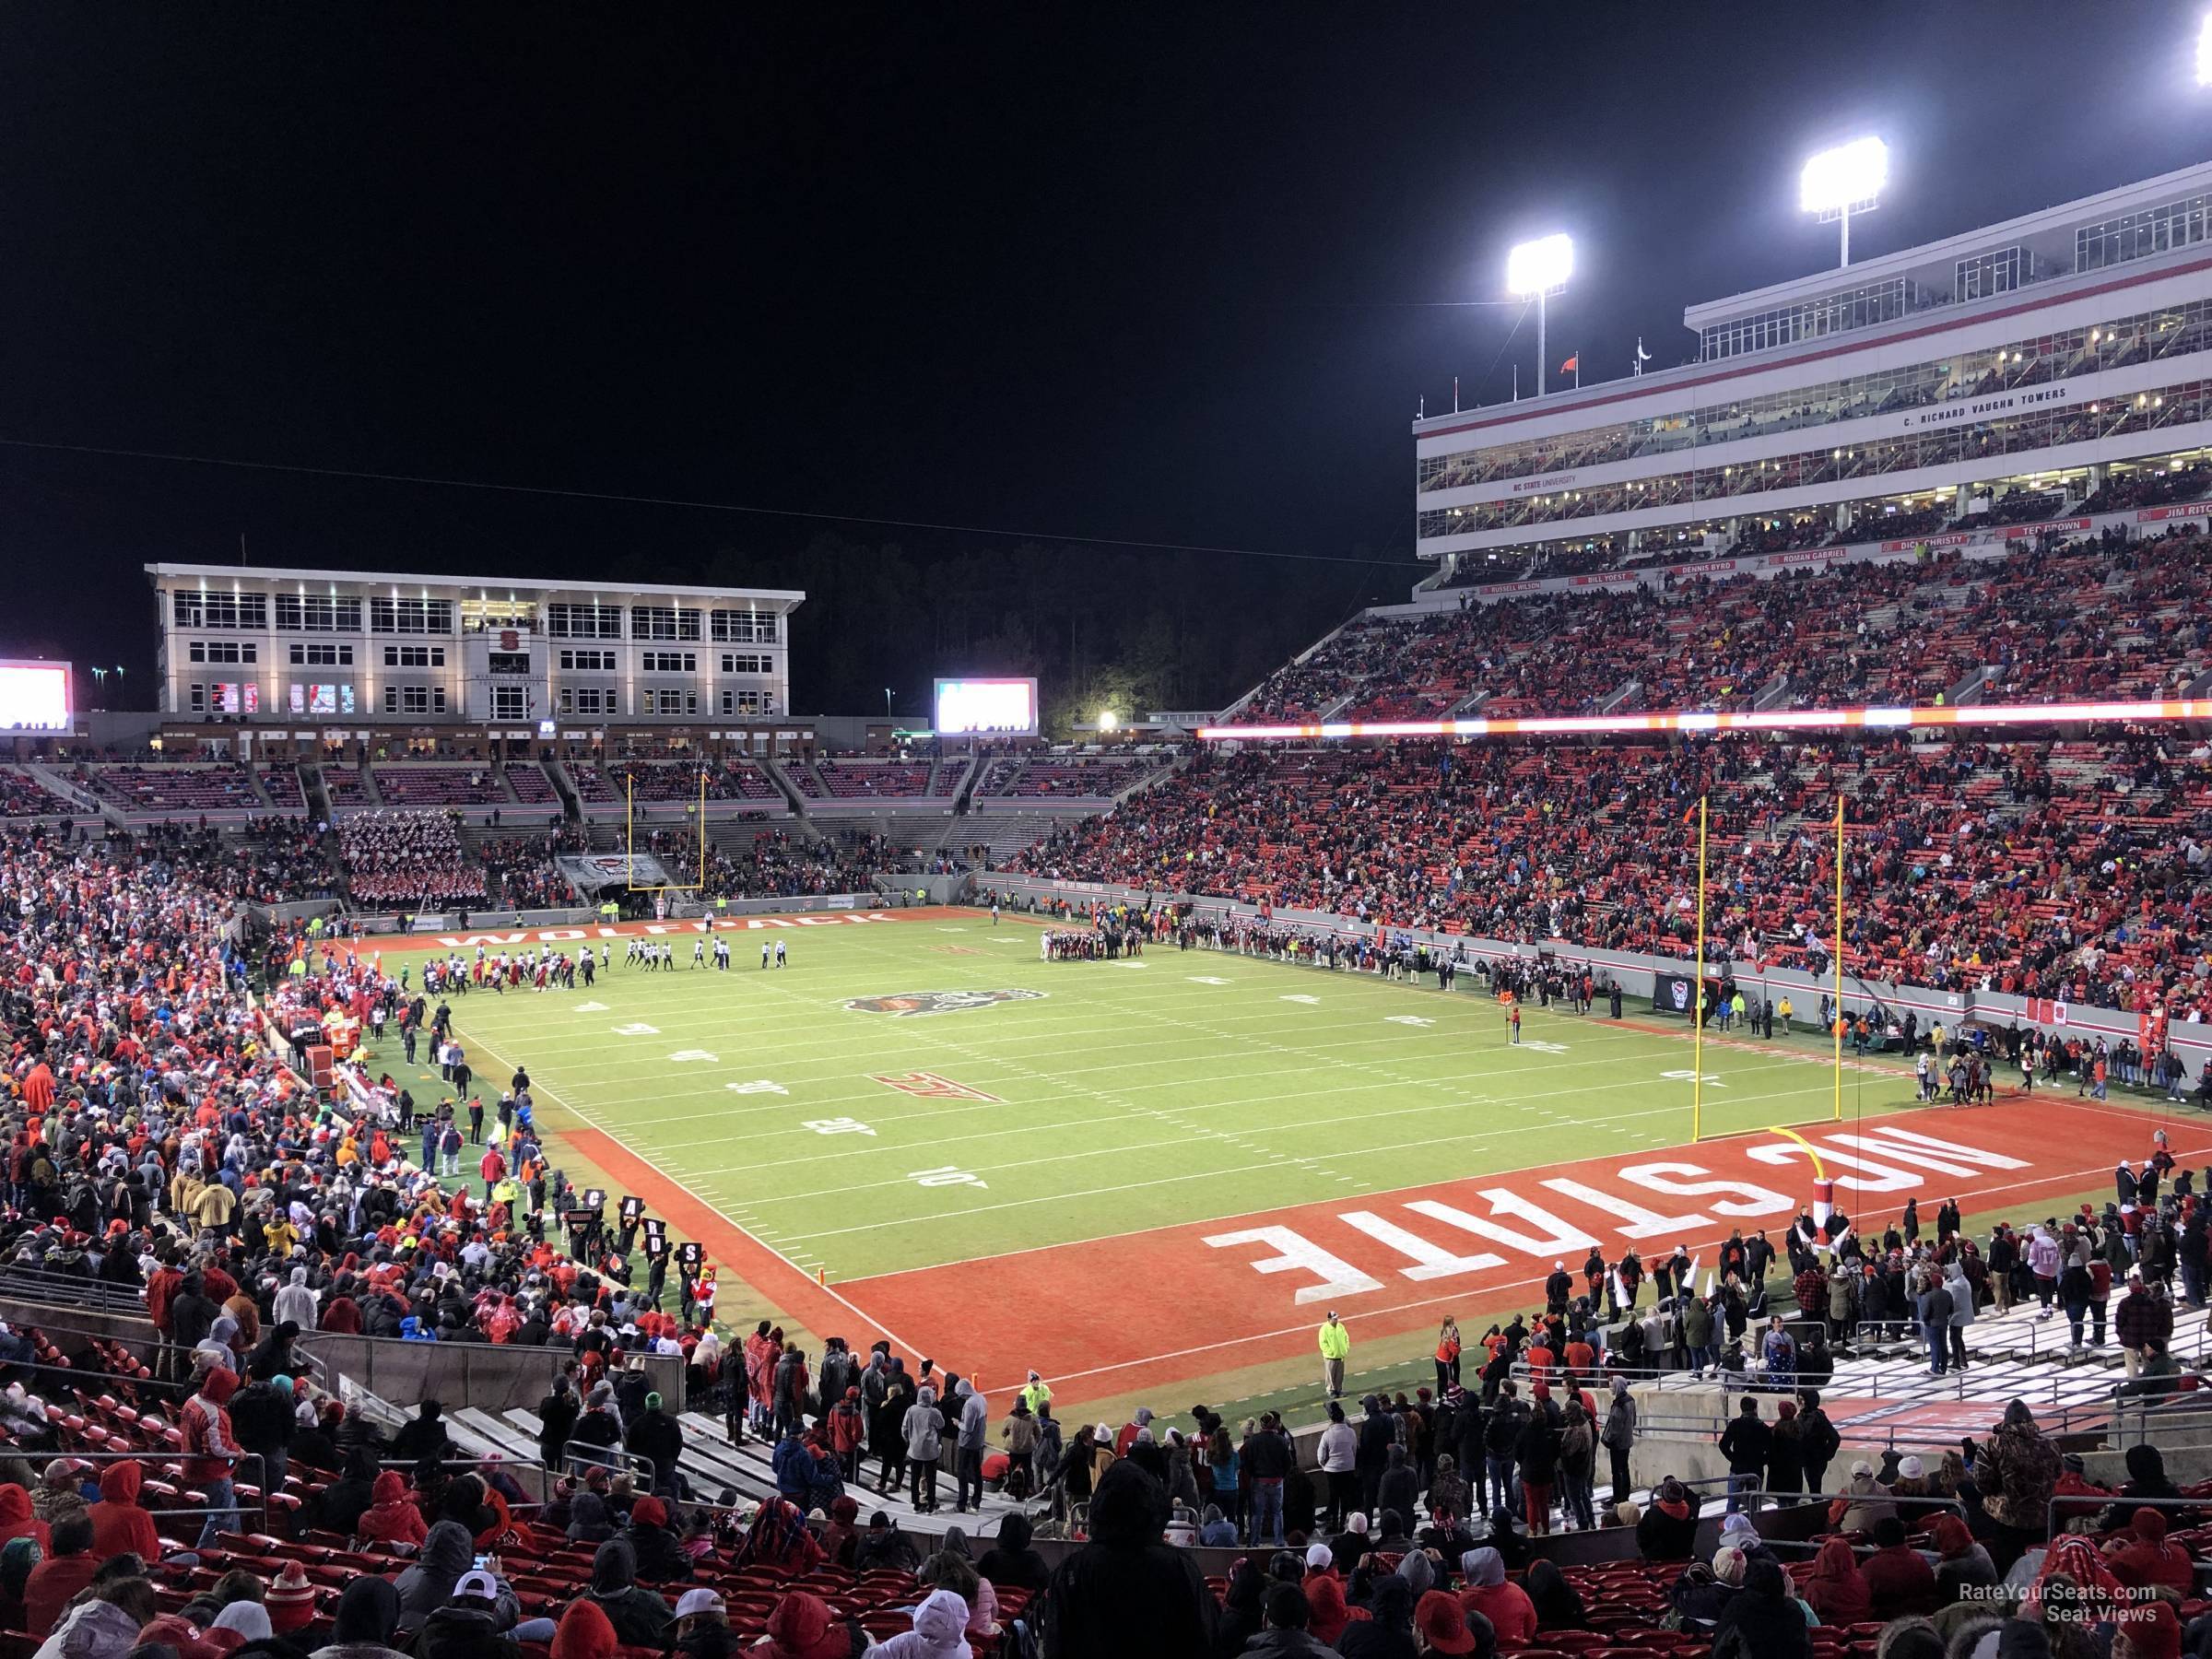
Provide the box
[402,912,1924,1286]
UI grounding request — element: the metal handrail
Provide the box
[560,1437,655,1481]
[0,1444,271,1525]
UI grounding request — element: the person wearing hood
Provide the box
[1378,1444,1418,1535]
[85,1462,159,1564]
[30,1573,156,1659]
[1336,1573,1416,1659]
[418,1562,534,1659]
[356,1470,427,1547]
[310,1574,407,1659]
[753,1589,865,1659]
[1524,1559,1584,1631]
[902,1384,944,1512]
[180,1367,241,1549]
[866,1588,970,1659]
[731,1497,822,1573]
[0,1487,47,1554]
[1214,1559,1268,1658]
[951,1379,989,1514]
[311,1448,380,1538]
[564,1488,614,1546]
[547,1598,615,1659]
[976,1512,1049,1594]
[393,1521,477,1633]
[1708,1559,1810,1659]
[623,1495,692,1585]
[1304,1562,1369,1648]
[0,1535,39,1632]
[1040,1461,1215,1659]
[227,1372,297,1498]
[2097,1442,2184,1533]
[1928,1513,1996,1604]
[1635,1477,1697,1561]
[1942,1259,1974,1373]
[582,1537,673,1650]
[1793,1535,1871,1624]
[243,1319,301,1383]
[1355,1395,1394,1516]
[273,1265,317,1333]
[1455,1548,1533,1645]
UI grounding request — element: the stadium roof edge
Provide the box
[142,562,806,604]
[1682,157,2212,330]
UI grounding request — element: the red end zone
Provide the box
[829,1099,2211,1410]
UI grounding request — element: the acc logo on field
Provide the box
[844,988,1048,1018]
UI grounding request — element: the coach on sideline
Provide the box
[1319,1312,1350,1400]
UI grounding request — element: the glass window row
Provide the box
[1418,296,2212,493]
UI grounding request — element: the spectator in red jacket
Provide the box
[87,1460,160,1564]
[358,1470,429,1547]
[2108,1507,2194,1594]
[0,1484,49,1552]
[1860,1516,1938,1618]
[21,1515,97,1636]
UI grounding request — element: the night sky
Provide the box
[3,4,2206,711]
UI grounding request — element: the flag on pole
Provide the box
[1559,355,1578,373]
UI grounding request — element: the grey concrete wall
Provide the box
[294,1330,681,1415]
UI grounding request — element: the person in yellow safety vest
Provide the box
[1019,1370,1052,1416]
[1318,1311,1350,1400]
[1777,994,1794,1036]
[492,1174,521,1211]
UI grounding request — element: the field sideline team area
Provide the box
[366,904,2194,1413]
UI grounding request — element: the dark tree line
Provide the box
[608,534,1416,736]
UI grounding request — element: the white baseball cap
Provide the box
[454,1571,499,1600]
[675,1588,725,1619]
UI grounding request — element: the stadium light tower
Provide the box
[1801,136,1888,268]
[1506,233,1573,395]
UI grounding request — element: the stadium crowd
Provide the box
[337,813,484,907]
[0,817,2205,1653]
[1245,529,2212,726]
[1014,726,2212,1024]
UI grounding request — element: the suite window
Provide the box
[491,685,527,721]
[547,603,622,640]
[369,595,454,635]
[382,644,443,668]
[641,650,696,673]
[382,685,448,715]
[721,688,771,716]
[559,648,616,671]
[629,606,700,641]
[720,652,771,675]
[711,609,777,643]
[487,651,531,676]
[190,641,258,665]
[291,643,352,667]
[275,593,361,632]
[171,591,267,629]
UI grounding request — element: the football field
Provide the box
[378,907,2195,1414]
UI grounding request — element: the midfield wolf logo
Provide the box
[843,988,1048,1018]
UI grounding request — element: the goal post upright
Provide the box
[1692,794,1708,1143]
[1832,793,1845,1124]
